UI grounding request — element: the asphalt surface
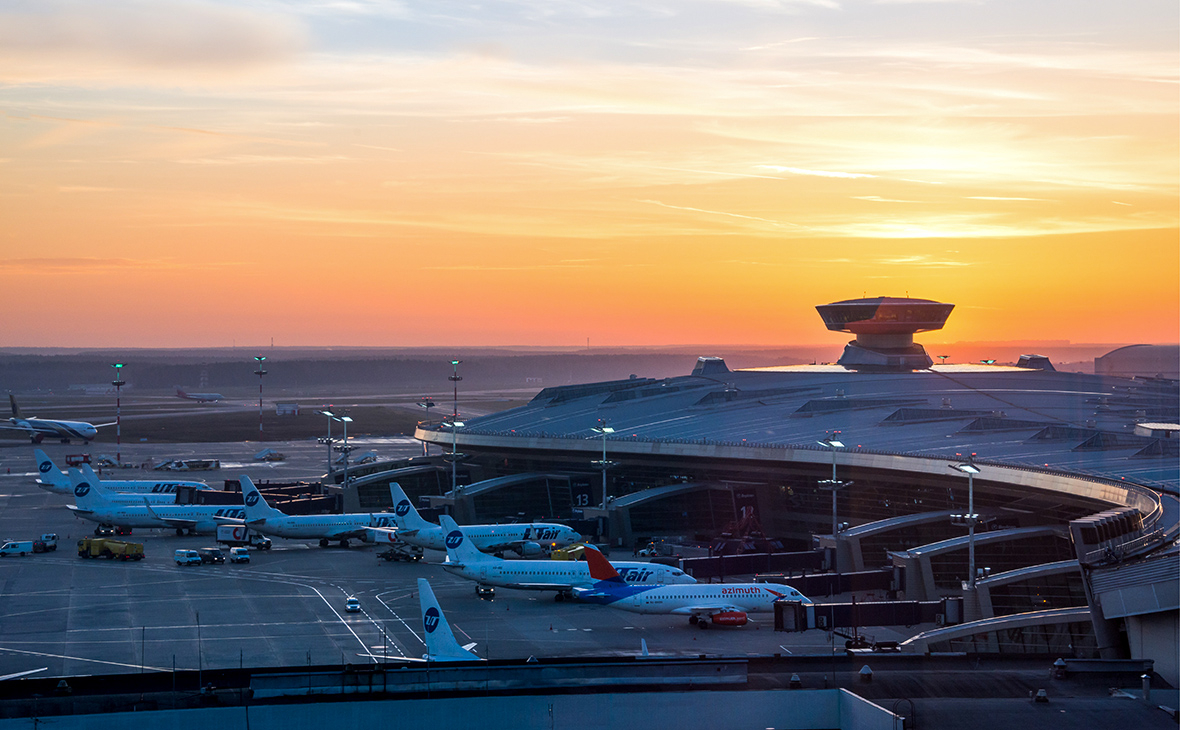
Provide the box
[0,438,927,679]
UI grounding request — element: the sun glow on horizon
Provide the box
[0,1,1176,348]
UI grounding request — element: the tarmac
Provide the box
[0,438,920,680]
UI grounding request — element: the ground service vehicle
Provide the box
[0,541,34,557]
[198,547,225,564]
[174,549,201,566]
[229,547,250,563]
[216,524,272,549]
[77,538,145,560]
[377,545,423,562]
[33,534,58,552]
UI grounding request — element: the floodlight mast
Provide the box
[591,423,616,509]
[817,432,849,539]
[950,453,982,588]
[111,363,125,464]
[319,409,335,478]
[447,360,464,492]
[253,356,267,436]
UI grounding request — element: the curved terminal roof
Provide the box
[421,360,1180,492]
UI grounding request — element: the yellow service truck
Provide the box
[77,538,145,561]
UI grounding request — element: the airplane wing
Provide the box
[321,526,371,540]
[669,604,745,616]
[65,505,93,515]
[143,502,191,530]
[500,581,578,591]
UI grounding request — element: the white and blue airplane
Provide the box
[68,469,243,534]
[382,483,580,557]
[438,514,695,600]
[573,546,809,629]
[4,396,108,444]
[34,450,205,496]
[240,475,398,547]
[417,579,481,662]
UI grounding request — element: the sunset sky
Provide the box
[1,0,1176,348]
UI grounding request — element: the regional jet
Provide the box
[383,483,581,556]
[239,475,399,547]
[68,469,243,534]
[3,396,107,444]
[34,450,205,496]
[439,515,694,600]
[573,546,809,629]
[175,388,224,403]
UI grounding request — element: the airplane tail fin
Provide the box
[388,482,432,531]
[438,514,492,564]
[69,468,113,509]
[418,578,480,661]
[80,463,102,485]
[240,475,287,521]
[176,388,186,399]
[583,545,626,584]
[34,449,69,491]
[9,395,21,419]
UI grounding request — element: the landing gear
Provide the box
[176,528,186,536]
[554,592,569,603]
[319,538,330,548]
[697,620,709,630]
[688,615,699,625]
[339,539,350,549]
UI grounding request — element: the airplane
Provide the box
[383,482,581,556]
[572,546,810,629]
[417,578,481,661]
[439,514,695,601]
[3,395,108,444]
[175,388,224,403]
[33,450,205,496]
[239,475,399,548]
[68,469,243,534]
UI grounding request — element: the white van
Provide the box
[174,549,201,566]
[0,541,34,557]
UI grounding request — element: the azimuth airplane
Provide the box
[573,546,809,629]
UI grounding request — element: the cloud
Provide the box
[0,1,307,85]
[0,257,171,272]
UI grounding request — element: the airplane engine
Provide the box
[710,611,748,627]
[516,541,543,557]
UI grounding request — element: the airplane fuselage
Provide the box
[401,523,580,553]
[577,583,800,615]
[247,513,397,541]
[443,559,694,591]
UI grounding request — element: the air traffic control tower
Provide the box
[816,296,955,370]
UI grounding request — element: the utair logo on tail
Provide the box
[245,492,260,507]
[423,607,441,633]
[395,500,412,517]
[39,461,52,474]
[74,482,91,498]
[445,530,464,550]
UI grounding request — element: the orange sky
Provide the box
[1,1,1176,348]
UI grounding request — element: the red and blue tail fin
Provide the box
[583,545,626,584]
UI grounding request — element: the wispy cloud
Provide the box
[757,165,875,179]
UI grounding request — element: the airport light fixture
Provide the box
[817,433,850,540]
[111,363,125,464]
[253,356,268,436]
[440,418,465,493]
[949,454,981,588]
[318,409,336,477]
[591,424,617,509]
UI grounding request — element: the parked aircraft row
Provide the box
[36,450,206,497]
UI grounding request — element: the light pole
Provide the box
[318,409,335,478]
[950,454,981,588]
[591,423,616,509]
[441,418,465,493]
[817,433,851,538]
[322,410,353,483]
[111,363,125,464]
[253,356,267,436]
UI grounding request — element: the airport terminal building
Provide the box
[352,297,1180,685]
